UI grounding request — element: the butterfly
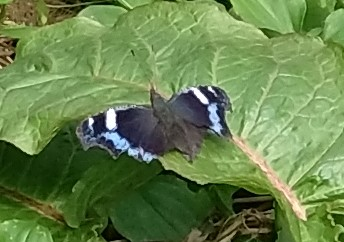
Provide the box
[76,85,232,163]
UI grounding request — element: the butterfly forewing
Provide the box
[77,106,172,163]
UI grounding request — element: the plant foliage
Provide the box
[0,0,344,241]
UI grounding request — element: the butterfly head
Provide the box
[215,87,232,112]
[150,88,165,106]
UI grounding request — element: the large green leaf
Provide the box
[161,33,344,240]
[0,17,149,154]
[110,175,213,241]
[323,9,344,47]
[0,3,265,155]
[78,5,127,27]
[0,1,344,241]
[0,198,104,242]
[231,0,306,33]
[0,127,162,239]
[61,152,162,228]
[0,134,105,241]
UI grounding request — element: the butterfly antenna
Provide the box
[149,82,159,105]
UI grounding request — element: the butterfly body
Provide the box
[76,85,232,163]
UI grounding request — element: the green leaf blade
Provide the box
[231,0,306,33]
[0,195,104,242]
[1,2,344,241]
[78,5,127,27]
[0,0,12,4]
[0,2,266,155]
[110,175,213,242]
[0,220,54,242]
[0,128,161,238]
[323,9,344,47]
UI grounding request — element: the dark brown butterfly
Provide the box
[76,86,232,163]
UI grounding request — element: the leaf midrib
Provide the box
[0,185,65,224]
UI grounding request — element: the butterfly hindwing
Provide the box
[168,85,231,137]
[167,119,207,161]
